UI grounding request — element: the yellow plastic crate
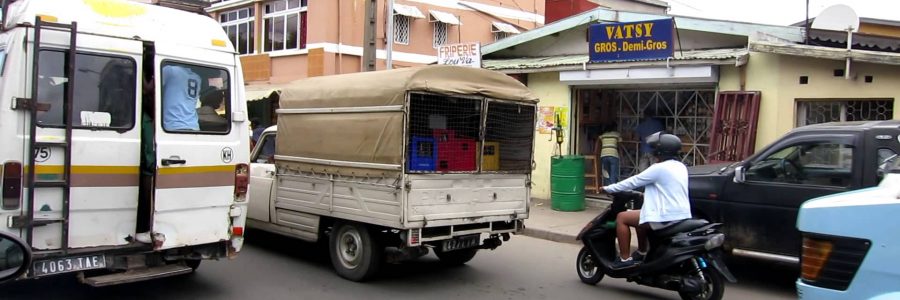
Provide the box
[480,142,500,171]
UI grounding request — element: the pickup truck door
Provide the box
[248,132,276,222]
[722,135,860,257]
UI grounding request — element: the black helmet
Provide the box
[647,131,682,157]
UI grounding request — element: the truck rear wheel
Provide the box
[329,221,383,281]
[434,248,478,266]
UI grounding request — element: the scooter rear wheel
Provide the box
[576,247,604,285]
[678,267,724,300]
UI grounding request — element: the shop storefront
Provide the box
[482,8,900,202]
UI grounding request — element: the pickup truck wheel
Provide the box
[329,222,383,281]
[576,247,604,285]
[434,247,478,266]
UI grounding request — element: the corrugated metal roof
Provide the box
[484,48,749,71]
[481,7,804,56]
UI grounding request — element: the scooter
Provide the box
[576,191,737,300]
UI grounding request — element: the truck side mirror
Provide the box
[734,166,746,183]
[0,232,31,285]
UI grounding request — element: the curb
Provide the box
[521,227,580,245]
[521,224,641,249]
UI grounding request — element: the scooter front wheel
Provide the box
[576,247,604,285]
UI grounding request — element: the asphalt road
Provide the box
[3,231,797,300]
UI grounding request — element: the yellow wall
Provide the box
[719,52,900,150]
[527,72,573,200]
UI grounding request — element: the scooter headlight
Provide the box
[704,233,725,250]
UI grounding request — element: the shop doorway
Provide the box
[576,88,716,188]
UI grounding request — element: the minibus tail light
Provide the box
[2,161,23,210]
[234,163,249,199]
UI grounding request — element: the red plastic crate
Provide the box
[437,138,476,171]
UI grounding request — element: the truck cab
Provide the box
[688,120,900,263]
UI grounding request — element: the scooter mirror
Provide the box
[0,232,31,285]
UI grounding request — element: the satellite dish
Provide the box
[812,4,859,32]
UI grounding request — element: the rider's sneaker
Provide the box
[611,257,638,269]
[631,250,647,261]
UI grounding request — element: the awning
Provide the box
[491,22,520,34]
[393,3,425,19]
[245,86,280,102]
[429,10,461,25]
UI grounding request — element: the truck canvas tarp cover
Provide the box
[275,65,538,176]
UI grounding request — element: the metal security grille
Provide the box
[433,22,448,48]
[407,93,534,173]
[797,99,894,126]
[484,101,536,172]
[394,15,410,45]
[708,91,761,163]
[615,89,715,177]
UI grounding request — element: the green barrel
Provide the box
[550,155,585,211]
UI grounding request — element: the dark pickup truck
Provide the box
[688,120,900,264]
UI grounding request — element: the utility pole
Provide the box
[362,0,377,71]
[385,0,394,69]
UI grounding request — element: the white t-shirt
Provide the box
[604,159,692,224]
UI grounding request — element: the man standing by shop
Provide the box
[635,108,664,171]
[599,125,621,186]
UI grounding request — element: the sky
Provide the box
[666,0,900,26]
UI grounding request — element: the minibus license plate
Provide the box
[33,254,106,277]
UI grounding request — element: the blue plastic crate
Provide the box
[410,136,437,171]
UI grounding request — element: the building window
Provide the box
[263,0,307,52]
[394,15,410,45]
[493,32,513,41]
[220,7,255,55]
[491,22,520,42]
[797,99,894,127]
[433,22,447,48]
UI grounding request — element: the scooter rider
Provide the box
[599,132,692,269]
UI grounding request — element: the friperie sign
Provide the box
[437,42,481,68]
[589,18,674,62]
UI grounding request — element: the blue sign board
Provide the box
[589,18,674,62]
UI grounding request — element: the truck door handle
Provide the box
[161,158,187,166]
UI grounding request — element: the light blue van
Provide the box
[796,155,900,299]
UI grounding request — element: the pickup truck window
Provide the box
[746,142,854,187]
[252,132,276,164]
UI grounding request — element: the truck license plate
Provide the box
[32,254,106,277]
[442,235,480,252]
